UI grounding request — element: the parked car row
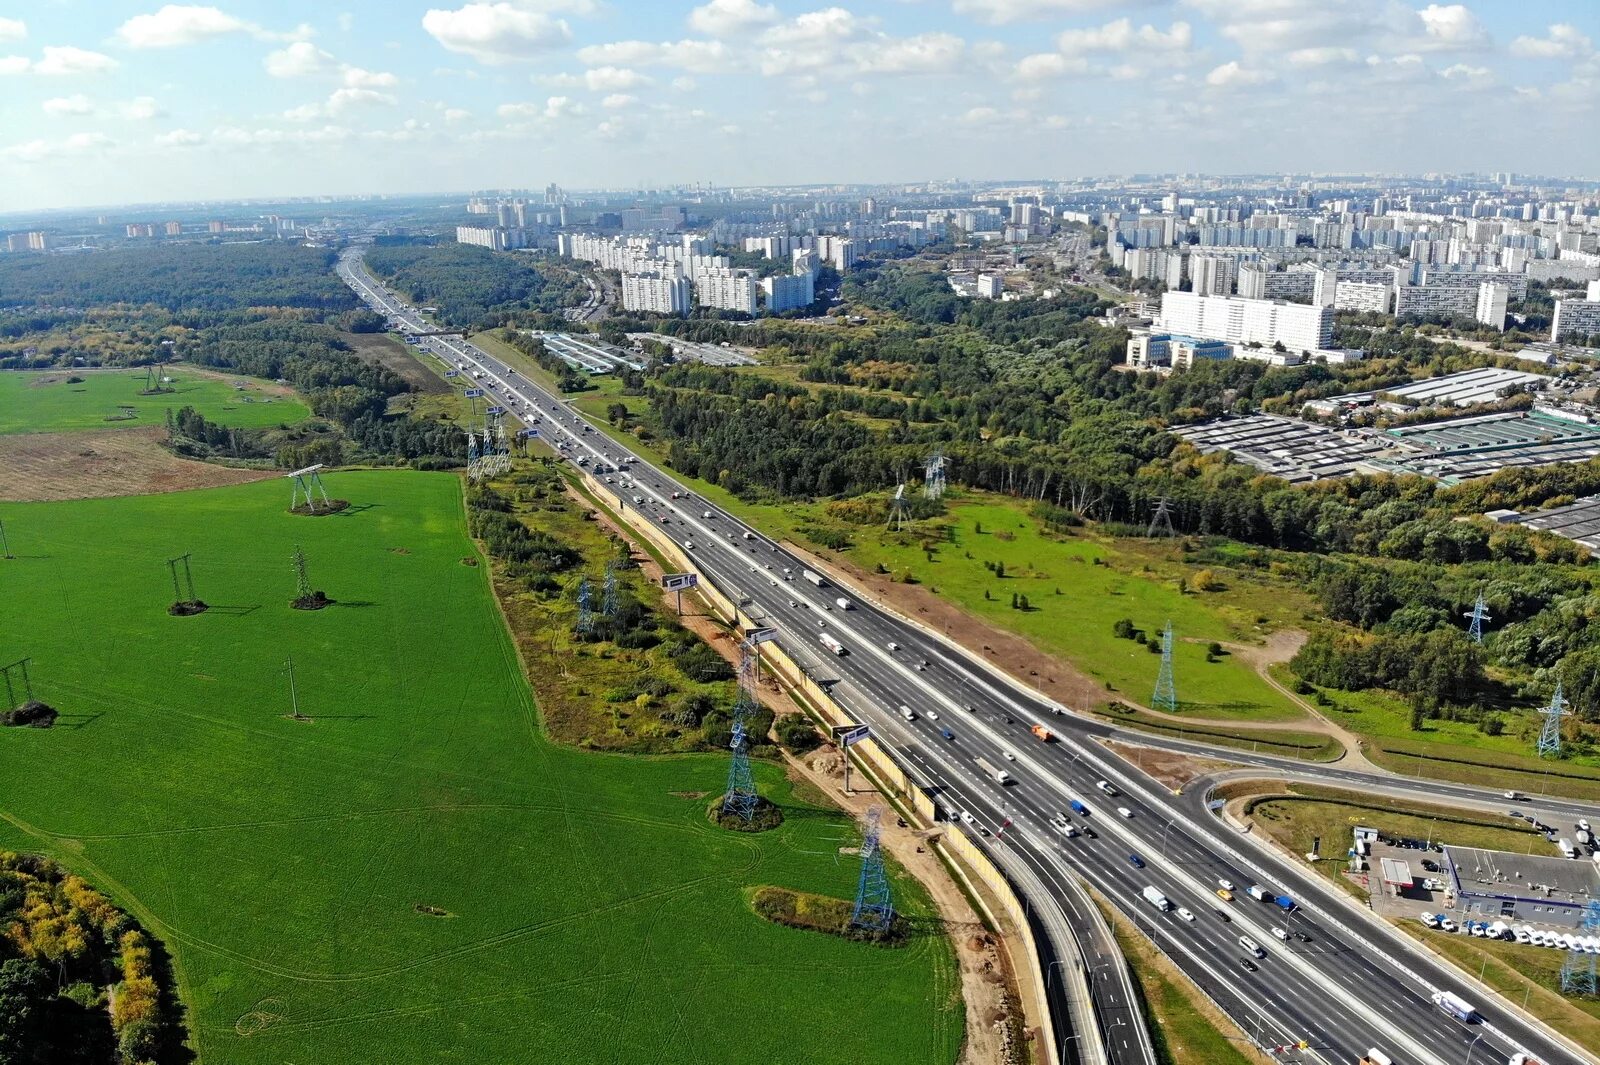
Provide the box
[1421,912,1600,951]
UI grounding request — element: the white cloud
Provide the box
[42,94,93,116]
[155,128,204,146]
[1057,18,1191,55]
[422,3,572,64]
[1184,0,1371,54]
[577,38,730,73]
[601,92,636,108]
[688,0,778,36]
[327,86,396,112]
[0,56,29,75]
[1415,4,1486,50]
[33,46,119,76]
[119,96,163,120]
[1439,62,1494,89]
[582,65,649,90]
[856,32,964,74]
[1013,52,1090,81]
[265,41,335,78]
[1287,46,1360,66]
[543,94,583,118]
[115,5,306,49]
[4,131,114,162]
[0,17,24,43]
[443,107,471,122]
[497,101,541,118]
[342,66,398,89]
[959,105,999,123]
[952,0,1148,25]
[1510,24,1593,60]
[283,102,325,121]
[671,75,696,91]
[1205,60,1274,88]
[752,11,967,77]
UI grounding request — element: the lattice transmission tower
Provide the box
[720,693,759,824]
[575,575,593,636]
[1465,591,1491,644]
[465,430,482,481]
[923,448,946,501]
[1538,682,1568,758]
[850,806,894,933]
[886,483,911,531]
[1560,901,1600,997]
[1147,496,1176,538]
[1152,620,1178,713]
[292,545,312,602]
[602,561,619,618]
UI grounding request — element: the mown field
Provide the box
[0,367,311,434]
[0,472,961,1065]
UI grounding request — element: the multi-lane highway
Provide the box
[338,248,1588,1065]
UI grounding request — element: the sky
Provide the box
[0,1,1598,211]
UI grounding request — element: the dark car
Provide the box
[1421,859,1439,872]
[1239,958,1258,972]
[1128,854,1144,868]
[1081,827,1098,839]
[1215,909,1232,923]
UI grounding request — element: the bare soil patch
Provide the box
[0,426,275,502]
[1104,740,1236,792]
[344,332,451,395]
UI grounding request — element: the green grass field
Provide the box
[0,472,960,1065]
[0,367,311,434]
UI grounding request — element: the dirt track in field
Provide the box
[0,427,275,502]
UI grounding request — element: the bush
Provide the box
[775,714,821,751]
[1113,618,1136,639]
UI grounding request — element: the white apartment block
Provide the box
[1157,292,1333,355]
[1335,281,1392,314]
[1552,300,1600,343]
[456,226,526,251]
[1475,283,1509,330]
[1188,256,1237,297]
[695,270,759,314]
[763,272,814,312]
[621,273,691,316]
[976,274,1004,299]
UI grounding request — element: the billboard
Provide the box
[837,724,870,747]
[661,573,699,591]
[464,388,484,398]
[444,369,459,378]
[486,405,505,415]
[746,627,779,644]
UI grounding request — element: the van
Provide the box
[1238,935,1265,959]
[900,705,917,722]
[1560,838,1578,859]
[1096,780,1119,796]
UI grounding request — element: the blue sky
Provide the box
[1,1,1597,210]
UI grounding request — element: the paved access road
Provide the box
[338,251,1590,1065]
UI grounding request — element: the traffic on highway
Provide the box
[338,248,1587,1065]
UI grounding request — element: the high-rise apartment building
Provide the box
[695,270,759,314]
[621,272,692,316]
[1157,292,1333,355]
[763,272,815,313]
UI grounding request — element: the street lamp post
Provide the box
[1464,1032,1485,1065]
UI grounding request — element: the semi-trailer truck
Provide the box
[1141,885,1171,911]
[974,756,1011,785]
[1030,724,1052,742]
[819,632,845,656]
[802,569,825,587]
[1431,990,1478,1022]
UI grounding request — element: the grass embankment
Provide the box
[1095,897,1256,1065]
[750,885,906,945]
[1241,784,1546,859]
[1097,704,1344,761]
[0,367,310,434]
[0,472,961,1065]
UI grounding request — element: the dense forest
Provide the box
[364,243,588,328]
[0,243,355,312]
[0,853,186,1065]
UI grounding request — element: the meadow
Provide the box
[0,472,961,1065]
[0,367,310,434]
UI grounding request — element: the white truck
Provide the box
[819,632,845,656]
[974,756,1011,785]
[899,705,917,722]
[802,569,826,587]
[1141,885,1171,911]
[1431,990,1478,1023]
[1246,884,1272,902]
[835,597,853,610]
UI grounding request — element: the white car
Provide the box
[887,641,899,651]
[1218,879,1236,892]
[1176,907,1196,922]
[1003,751,1017,761]
[1439,918,1458,932]
[926,711,939,721]
[1271,926,1290,941]
[1117,807,1134,819]
[960,811,976,826]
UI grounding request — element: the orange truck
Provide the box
[1030,724,1052,742]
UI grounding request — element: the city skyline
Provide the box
[0,1,1598,211]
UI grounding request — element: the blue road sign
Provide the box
[444,369,459,377]
[464,388,484,398]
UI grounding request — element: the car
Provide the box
[1217,888,1234,902]
[960,811,975,825]
[1117,807,1133,818]
[1096,780,1119,796]
[887,641,899,651]
[1582,819,1593,833]
[1128,854,1144,868]
[1218,879,1236,892]
[1176,907,1195,922]
[1081,827,1098,840]
[1271,927,1290,941]
[1439,918,1458,932]
[963,703,975,712]
[1002,751,1016,761]
[1421,859,1439,872]
[1239,958,1259,973]
[1421,912,1440,928]
[1504,790,1522,800]
[926,710,939,721]
[1213,909,1231,923]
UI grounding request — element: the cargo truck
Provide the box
[1274,895,1296,913]
[819,632,845,656]
[1030,724,1052,742]
[835,597,852,610]
[899,705,917,722]
[1431,990,1478,1022]
[1141,885,1171,911]
[1068,797,1090,816]
[975,756,1010,784]
[1358,1050,1393,1065]
[1247,884,1272,902]
[802,569,826,587]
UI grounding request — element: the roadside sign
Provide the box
[836,724,870,747]
[444,369,459,377]
[746,626,779,644]
[662,573,699,591]
[464,388,484,398]
[486,405,505,415]
[1207,799,1226,811]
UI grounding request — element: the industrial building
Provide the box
[1446,846,1600,930]
[1169,415,1397,483]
